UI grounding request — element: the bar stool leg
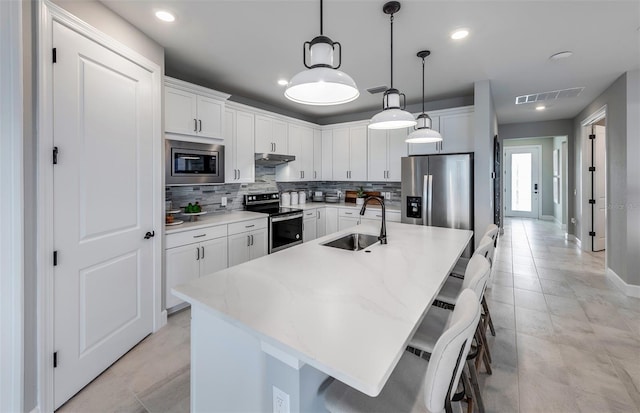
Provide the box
[482,296,496,337]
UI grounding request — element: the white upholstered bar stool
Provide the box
[409,255,492,413]
[324,290,481,413]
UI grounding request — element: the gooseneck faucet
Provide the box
[359,196,387,244]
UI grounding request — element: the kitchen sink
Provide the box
[322,233,380,251]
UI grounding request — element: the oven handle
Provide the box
[270,213,303,223]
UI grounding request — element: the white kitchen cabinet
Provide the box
[165,77,228,140]
[313,129,322,180]
[325,206,338,234]
[338,208,360,231]
[368,128,408,181]
[332,125,367,181]
[255,114,288,154]
[316,207,327,238]
[165,226,228,310]
[408,107,474,155]
[303,209,318,242]
[276,124,313,182]
[321,130,333,180]
[225,108,255,183]
[228,218,268,267]
[360,209,401,226]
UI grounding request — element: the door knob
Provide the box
[144,231,155,239]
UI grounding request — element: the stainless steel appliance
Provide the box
[165,139,224,185]
[401,153,474,256]
[244,193,303,253]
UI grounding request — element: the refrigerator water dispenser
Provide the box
[406,196,422,219]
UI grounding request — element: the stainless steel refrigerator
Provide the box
[401,153,474,257]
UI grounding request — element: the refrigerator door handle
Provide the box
[426,174,433,226]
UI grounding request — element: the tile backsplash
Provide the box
[165,166,401,213]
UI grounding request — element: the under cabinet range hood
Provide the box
[254,153,296,165]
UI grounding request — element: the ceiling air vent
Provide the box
[515,87,584,104]
[367,85,388,94]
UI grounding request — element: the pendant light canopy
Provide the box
[406,50,442,143]
[369,2,416,130]
[285,0,359,106]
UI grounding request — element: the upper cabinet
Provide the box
[276,124,314,182]
[225,107,255,183]
[408,106,474,155]
[255,115,288,154]
[331,124,367,181]
[368,128,408,182]
[164,77,229,140]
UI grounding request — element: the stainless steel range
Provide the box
[244,193,303,253]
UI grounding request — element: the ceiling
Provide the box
[100,0,640,125]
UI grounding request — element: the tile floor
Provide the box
[57,218,640,413]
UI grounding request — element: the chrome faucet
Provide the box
[359,196,387,244]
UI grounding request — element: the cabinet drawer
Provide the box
[166,225,228,249]
[303,209,317,218]
[338,208,359,218]
[360,209,401,222]
[228,218,268,235]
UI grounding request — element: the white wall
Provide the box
[553,136,568,226]
[626,70,640,286]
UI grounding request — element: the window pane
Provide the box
[512,153,532,212]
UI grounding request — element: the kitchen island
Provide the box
[173,221,472,412]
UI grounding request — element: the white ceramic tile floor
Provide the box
[56,218,640,412]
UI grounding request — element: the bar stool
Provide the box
[325,290,481,413]
[409,255,491,413]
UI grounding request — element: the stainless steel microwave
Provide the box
[165,139,225,185]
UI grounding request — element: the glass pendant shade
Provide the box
[406,113,442,143]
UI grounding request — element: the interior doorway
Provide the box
[586,119,607,252]
[504,145,542,219]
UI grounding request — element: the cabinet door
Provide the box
[387,128,408,181]
[285,124,302,181]
[408,116,440,155]
[235,110,255,183]
[228,232,251,267]
[165,87,198,136]
[300,126,314,181]
[249,228,268,260]
[196,95,223,139]
[338,216,360,231]
[272,119,288,154]
[199,237,228,277]
[368,129,387,182]
[332,128,350,180]
[303,216,317,242]
[316,208,327,238]
[165,244,200,309]
[325,207,338,234]
[321,130,333,180]
[349,126,368,181]
[313,129,322,180]
[254,115,273,154]
[440,111,473,154]
[224,109,236,183]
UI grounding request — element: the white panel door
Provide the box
[594,125,606,251]
[349,126,368,181]
[368,129,387,181]
[196,95,223,139]
[321,130,333,180]
[235,110,255,183]
[228,232,251,267]
[338,216,360,231]
[325,207,338,234]
[504,146,541,219]
[440,112,473,153]
[332,128,350,180]
[272,119,288,154]
[254,115,273,154]
[200,237,228,277]
[286,124,302,181]
[300,126,314,181]
[224,109,237,183]
[165,86,197,136]
[249,228,268,260]
[313,129,322,180]
[303,217,317,242]
[165,244,200,309]
[387,128,408,181]
[52,22,154,408]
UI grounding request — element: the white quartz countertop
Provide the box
[165,210,267,235]
[173,222,472,397]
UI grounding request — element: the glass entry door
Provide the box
[504,146,541,218]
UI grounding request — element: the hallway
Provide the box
[57,218,640,413]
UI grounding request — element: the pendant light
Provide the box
[369,1,416,130]
[285,0,359,106]
[406,50,442,143]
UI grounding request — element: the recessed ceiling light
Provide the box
[536,105,546,111]
[549,51,573,61]
[451,29,469,40]
[155,10,175,22]
[277,79,288,86]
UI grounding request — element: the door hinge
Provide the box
[53,146,58,165]
[589,199,596,204]
[589,231,596,237]
[588,166,596,172]
[53,251,58,266]
[589,134,596,140]
[52,48,57,63]
[53,352,58,368]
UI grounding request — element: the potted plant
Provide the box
[356,187,366,205]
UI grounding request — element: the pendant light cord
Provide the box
[320,0,323,35]
[390,13,394,88]
[421,56,425,114]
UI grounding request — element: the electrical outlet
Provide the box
[273,386,290,413]
[221,196,227,207]
[384,192,391,200]
[571,217,576,224]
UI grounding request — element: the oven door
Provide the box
[270,214,303,253]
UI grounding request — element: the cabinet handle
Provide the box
[196,247,200,260]
[346,171,349,179]
[345,212,353,215]
[302,171,305,179]
[194,118,198,132]
[245,224,255,228]
[201,246,205,258]
[314,171,317,179]
[193,234,206,238]
[247,235,251,247]
[238,169,241,179]
[199,119,202,132]
[317,210,320,219]
[274,143,276,152]
[250,234,254,246]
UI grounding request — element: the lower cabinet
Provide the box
[325,207,338,234]
[228,218,268,267]
[303,209,318,242]
[316,208,327,238]
[165,226,228,310]
[338,208,360,231]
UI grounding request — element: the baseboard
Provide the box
[29,406,40,413]
[541,215,555,221]
[561,223,567,231]
[606,268,640,298]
